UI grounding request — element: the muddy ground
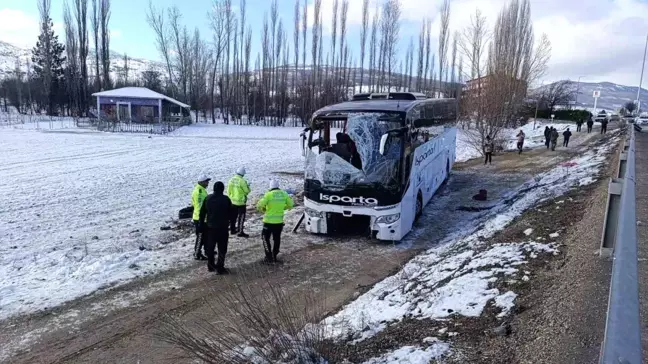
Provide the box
[0,128,610,364]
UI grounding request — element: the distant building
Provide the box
[461,74,528,100]
[92,87,191,123]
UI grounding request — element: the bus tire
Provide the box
[415,192,423,221]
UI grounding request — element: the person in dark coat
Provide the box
[199,181,232,274]
[544,126,551,149]
[600,119,608,134]
[483,136,494,165]
[562,128,572,147]
[586,116,594,133]
[550,128,559,151]
[576,118,583,132]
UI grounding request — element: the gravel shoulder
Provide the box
[0,128,605,364]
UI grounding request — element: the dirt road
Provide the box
[0,127,606,364]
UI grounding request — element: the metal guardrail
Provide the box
[599,126,642,364]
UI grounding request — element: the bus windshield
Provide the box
[305,112,402,189]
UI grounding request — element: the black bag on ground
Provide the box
[178,205,193,220]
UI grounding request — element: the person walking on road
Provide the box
[483,136,494,165]
[199,181,232,274]
[544,126,551,149]
[550,128,559,151]
[227,167,251,238]
[586,116,594,133]
[576,118,583,132]
[516,130,526,154]
[600,119,608,134]
[192,176,210,260]
[563,128,573,147]
[257,180,295,264]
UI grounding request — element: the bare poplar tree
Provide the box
[358,0,369,93]
[330,0,338,97]
[293,0,300,96]
[311,0,322,95]
[91,0,100,90]
[73,0,88,114]
[64,1,80,115]
[368,9,378,91]
[99,0,111,89]
[382,0,401,91]
[450,31,458,97]
[423,19,431,93]
[416,21,425,91]
[147,1,174,94]
[338,0,348,98]
[406,37,414,91]
[438,0,450,96]
[208,0,228,123]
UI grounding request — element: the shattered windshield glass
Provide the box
[305,112,402,188]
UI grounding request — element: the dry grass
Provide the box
[155,266,335,363]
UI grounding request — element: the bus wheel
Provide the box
[415,193,423,221]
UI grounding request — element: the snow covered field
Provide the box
[0,125,304,320]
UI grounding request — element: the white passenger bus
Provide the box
[300,92,458,241]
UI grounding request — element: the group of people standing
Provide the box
[575,116,608,134]
[543,126,572,151]
[191,168,294,274]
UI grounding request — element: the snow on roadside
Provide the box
[168,122,305,140]
[361,342,450,364]
[320,134,616,349]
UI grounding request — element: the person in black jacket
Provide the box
[562,128,572,147]
[544,126,551,149]
[199,181,232,274]
[587,117,594,133]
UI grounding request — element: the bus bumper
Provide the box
[303,199,404,241]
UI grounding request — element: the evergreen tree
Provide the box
[32,16,66,115]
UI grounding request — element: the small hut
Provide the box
[92,87,191,123]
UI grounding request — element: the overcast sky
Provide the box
[1,0,647,87]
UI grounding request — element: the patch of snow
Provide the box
[523,228,533,236]
[494,291,517,318]
[362,344,450,364]
[579,176,596,186]
[522,275,530,282]
[322,136,612,343]
[0,127,304,320]
[549,232,560,238]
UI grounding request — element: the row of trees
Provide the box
[0,0,115,116]
[2,0,551,132]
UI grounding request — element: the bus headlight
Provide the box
[376,213,400,224]
[305,208,324,218]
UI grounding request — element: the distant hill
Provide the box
[536,81,648,112]
[0,40,165,81]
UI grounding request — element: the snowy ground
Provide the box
[454,120,577,162]
[308,133,614,361]
[0,125,305,320]
[0,120,577,322]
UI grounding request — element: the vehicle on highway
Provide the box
[636,115,648,125]
[594,110,609,122]
[299,92,457,241]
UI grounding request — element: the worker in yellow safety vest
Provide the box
[227,167,251,238]
[192,175,210,260]
[256,180,294,263]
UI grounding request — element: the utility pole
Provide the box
[575,76,584,106]
[637,32,648,114]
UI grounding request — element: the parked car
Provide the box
[636,115,648,125]
[594,111,609,122]
[609,113,621,122]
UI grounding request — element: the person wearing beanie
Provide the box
[227,166,251,238]
[199,181,232,274]
[191,175,210,260]
[256,179,294,263]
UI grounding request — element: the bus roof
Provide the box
[313,99,418,116]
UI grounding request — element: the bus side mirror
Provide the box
[379,133,389,155]
[300,133,307,157]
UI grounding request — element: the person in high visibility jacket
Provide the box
[256,180,294,263]
[227,167,251,238]
[192,175,210,260]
